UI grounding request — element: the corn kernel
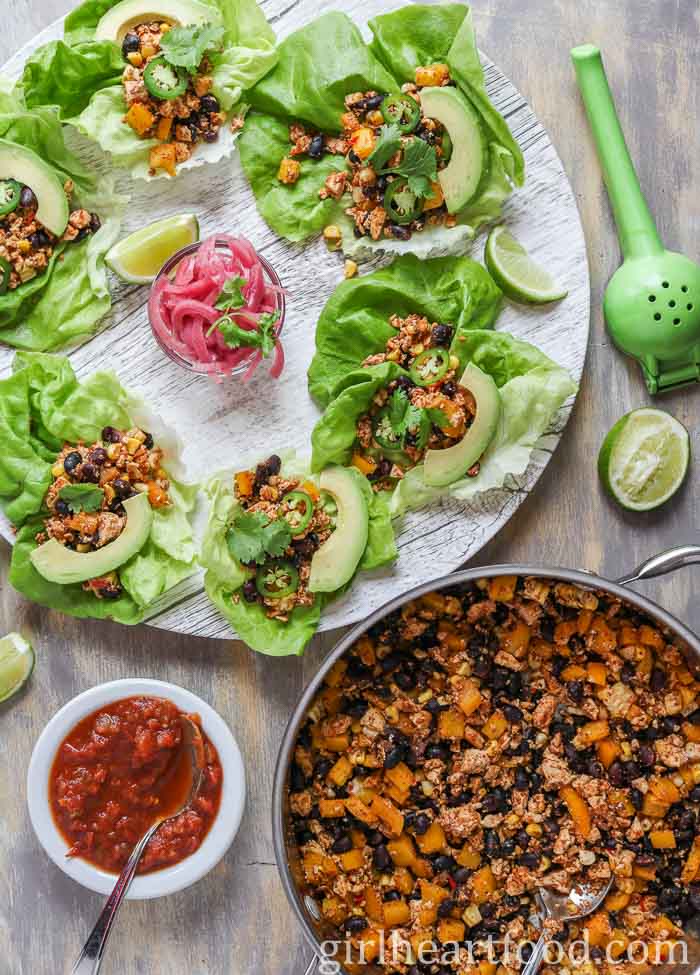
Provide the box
[412,344,424,356]
[18,239,31,253]
[385,704,398,722]
[51,462,65,477]
[127,51,143,67]
[160,22,171,31]
[344,259,358,279]
[525,823,543,837]
[125,437,141,454]
[141,44,157,58]
[449,354,460,370]
[76,543,91,553]
[367,110,384,127]
[323,225,342,250]
[106,443,120,460]
[462,905,482,927]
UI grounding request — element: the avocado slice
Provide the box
[423,363,500,487]
[95,0,219,41]
[0,139,69,236]
[420,86,485,214]
[30,493,153,584]
[309,467,368,593]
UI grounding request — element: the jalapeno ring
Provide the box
[381,93,421,134]
[255,560,300,599]
[409,347,451,387]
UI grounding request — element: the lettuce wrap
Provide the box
[238,4,524,258]
[310,330,576,514]
[200,458,397,656]
[307,254,503,407]
[0,88,123,350]
[19,0,277,180]
[0,352,198,623]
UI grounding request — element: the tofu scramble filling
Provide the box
[277,64,455,243]
[121,22,226,177]
[352,315,478,490]
[37,425,171,599]
[288,576,700,974]
[231,454,333,621]
[0,179,100,292]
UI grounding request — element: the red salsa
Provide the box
[49,695,223,874]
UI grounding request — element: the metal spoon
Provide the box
[521,876,613,975]
[72,715,206,975]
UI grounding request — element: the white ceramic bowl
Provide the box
[27,678,245,899]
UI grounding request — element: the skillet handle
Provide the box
[616,545,700,585]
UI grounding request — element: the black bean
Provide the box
[503,704,523,723]
[345,699,368,719]
[309,134,324,159]
[688,708,700,726]
[348,149,361,166]
[384,746,403,770]
[413,813,431,835]
[608,761,625,787]
[514,769,530,791]
[242,580,258,603]
[433,854,456,873]
[332,834,353,854]
[199,93,220,115]
[112,478,133,500]
[121,31,140,57]
[19,186,37,209]
[296,827,313,844]
[394,670,415,692]
[587,760,604,779]
[425,742,448,761]
[101,584,122,600]
[101,426,122,443]
[438,898,455,917]
[29,228,51,249]
[689,885,700,913]
[345,916,367,934]
[619,661,635,684]
[388,224,411,241]
[431,323,454,347]
[290,763,306,791]
[364,94,384,110]
[314,758,333,779]
[500,838,516,856]
[567,680,584,703]
[630,787,643,810]
[472,658,491,679]
[484,831,500,857]
[89,447,108,466]
[90,213,101,234]
[80,463,99,484]
[63,451,82,474]
[367,830,384,847]
[649,667,667,692]
[689,786,700,802]
[54,498,71,516]
[638,745,655,767]
[518,852,540,868]
[373,845,391,870]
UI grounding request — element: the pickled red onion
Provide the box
[149,235,286,381]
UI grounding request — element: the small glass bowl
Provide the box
[148,238,286,380]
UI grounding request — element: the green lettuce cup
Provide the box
[18,0,277,180]
[238,3,524,258]
[0,87,123,350]
[307,254,503,407]
[200,455,396,656]
[0,352,198,623]
[310,330,576,514]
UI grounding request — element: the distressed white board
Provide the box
[0,0,590,639]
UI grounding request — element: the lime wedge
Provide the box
[485,226,568,304]
[598,408,690,511]
[0,632,35,703]
[105,213,200,284]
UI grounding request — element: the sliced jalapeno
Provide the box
[256,560,300,600]
[440,130,453,164]
[372,408,404,452]
[0,257,11,295]
[143,56,189,101]
[283,490,314,536]
[381,93,421,134]
[383,178,424,225]
[0,179,21,217]
[409,347,451,387]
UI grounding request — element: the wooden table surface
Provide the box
[1,1,698,973]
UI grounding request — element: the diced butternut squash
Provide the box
[560,785,591,838]
[321,896,347,925]
[356,635,375,666]
[438,708,465,740]
[410,931,434,958]
[370,795,404,837]
[387,833,416,868]
[649,776,681,804]
[632,863,656,881]
[420,879,450,904]
[385,784,410,806]
[585,911,611,948]
[350,828,365,848]
[416,900,438,927]
[365,886,384,923]
[349,127,376,159]
[277,156,300,184]
[329,756,353,786]
[588,616,618,654]
[234,470,254,497]
[488,575,517,602]
[609,930,630,959]
[395,867,414,895]
[561,664,587,681]
[416,821,446,855]
[126,102,155,136]
[303,850,338,882]
[482,712,508,740]
[456,848,481,869]
[423,181,445,211]
[470,865,496,904]
[325,659,347,687]
[479,963,497,975]
[415,63,450,87]
[501,620,531,657]
[412,857,432,879]
[383,899,410,927]
[324,733,350,752]
[587,662,608,686]
[345,797,378,826]
[605,890,631,911]
[638,625,664,651]
[355,929,381,962]
[649,830,676,849]
[683,721,700,743]
[437,919,465,943]
[149,143,176,177]
[681,837,700,884]
[385,761,415,792]
[641,794,669,818]
[340,848,365,872]
[457,686,483,717]
[597,737,621,769]
[576,720,610,747]
[155,116,173,141]
[319,798,346,818]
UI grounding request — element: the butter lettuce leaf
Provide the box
[0,353,198,623]
[307,254,503,407]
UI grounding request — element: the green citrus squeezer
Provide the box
[572,44,700,394]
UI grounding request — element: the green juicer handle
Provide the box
[571,44,663,260]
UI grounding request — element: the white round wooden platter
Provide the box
[0,0,590,640]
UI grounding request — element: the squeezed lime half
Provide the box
[485,226,568,304]
[598,408,690,511]
[106,213,200,284]
[0,632,34,703]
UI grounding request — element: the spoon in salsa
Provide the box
[72,715,205,975]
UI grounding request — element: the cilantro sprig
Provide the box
[384,389,450,450]
[159,22,224,73]
[208,275,281,358]
[58,483,104,513]
[226,510,291,565]
[367,125,438,199]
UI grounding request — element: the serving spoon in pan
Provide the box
[521,876,614,975]
[72,715,206,975]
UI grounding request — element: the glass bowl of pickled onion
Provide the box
[148,234,286,382]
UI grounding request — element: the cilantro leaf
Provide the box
[383,139,437,199]
[387,388,410,434]
[160,22,225,72]
[367,123,402,171]
[214,309,280,358]
[58,483,104,513]
[226,510,292,565]
[427,407,450,429]
[215,275,247,312]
